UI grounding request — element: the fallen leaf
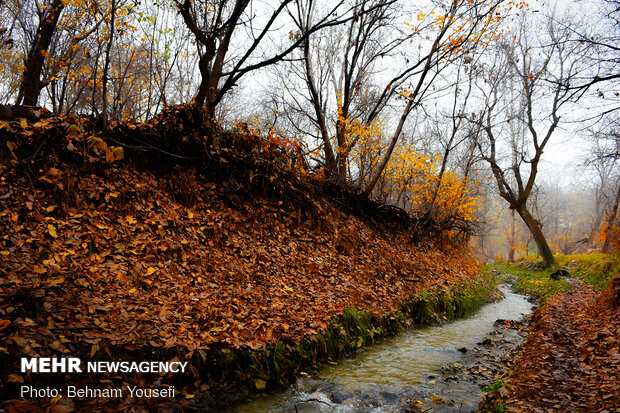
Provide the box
[8,374,24,383]
[48,224,58,238]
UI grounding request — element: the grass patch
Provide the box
[485,252,620,303]
[512,274,571,304]
[483,378,506,394]
[482,262,570,304]
[555,252,620,288]
[480,379,509,413]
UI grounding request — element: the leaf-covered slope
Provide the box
[505,279,620,412]
[0,106,478,356]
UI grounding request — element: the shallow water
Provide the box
[234,286,532,413]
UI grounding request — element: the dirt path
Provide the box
[505,278,620,412]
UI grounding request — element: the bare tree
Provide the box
[276,0,505,187]
[470,14,579,268]
[175,0,365,119]
[360,0,506,198]
[10,0,108,108]
[561,0,620,108]
[420,57,479,229]
[586,126,620,251]
[291,0,400,178]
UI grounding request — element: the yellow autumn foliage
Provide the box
[380,147,479,225]
[350,124,479,228]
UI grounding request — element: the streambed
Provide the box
[234,286,532,413]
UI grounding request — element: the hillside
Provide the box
[0,105,480,411]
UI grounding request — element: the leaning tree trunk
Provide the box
[516,205,554,268]
[15,0,65,106]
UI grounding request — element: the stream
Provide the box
[233,286,533,413]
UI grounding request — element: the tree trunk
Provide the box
[361,98,413,198]
[603,183,620,252]
[15,0,65,106]
[301,36,337,174]
[194,55,210,108]
[508,209,516,261]
[516,205,554,268]
[101,0,116,129]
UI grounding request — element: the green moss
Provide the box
[486,252,620,303]
[512,274,571,304]
[401,273,496,324]
[555,252,620,289]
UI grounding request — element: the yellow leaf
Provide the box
[185,394,195,399]
[282,283,293,292]
[109,192,119,197]
[0,251,9,256]
[146,267,156,276]
[128,288,137,293]
[8,374,23,383]
[126,216,137,225]
[20,119,28,129]
[48,277,65,286]
[48,224,58,238]
[188,212,194,219]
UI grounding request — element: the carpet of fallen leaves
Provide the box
[0,108,479,410]
[506,279,620,412]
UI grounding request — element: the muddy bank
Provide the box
[479,259,620,412]
[428,317,530,412]
[502,279,620,412]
